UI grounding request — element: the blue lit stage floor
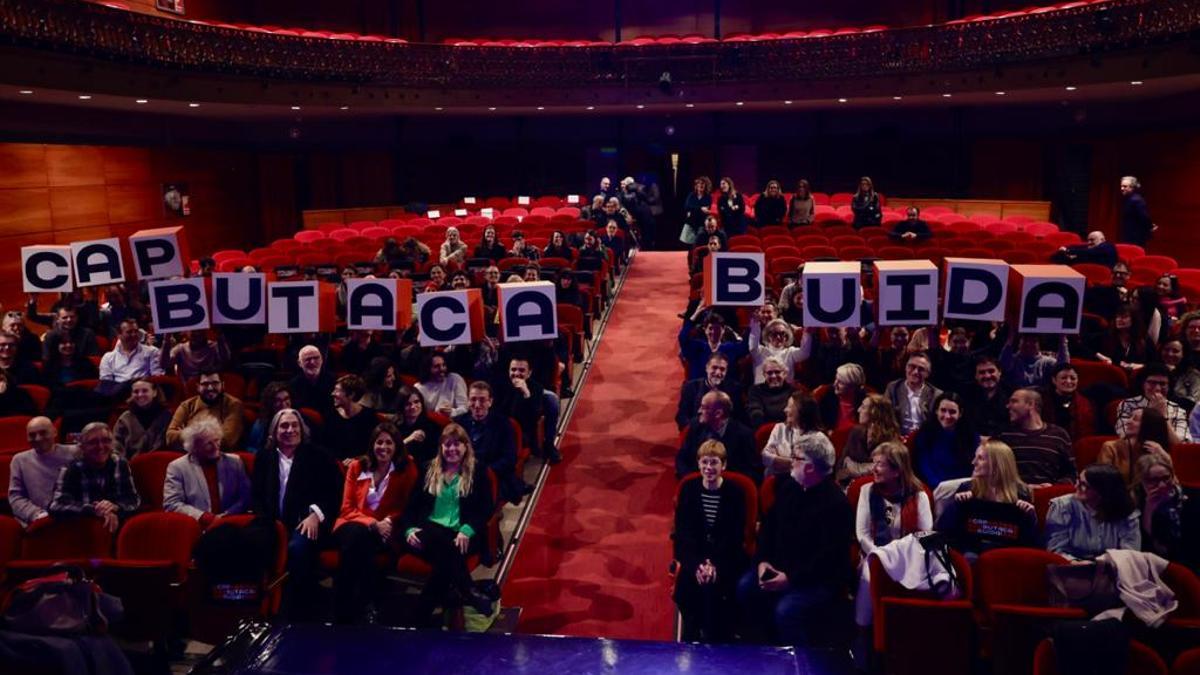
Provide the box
[191,621,854,674]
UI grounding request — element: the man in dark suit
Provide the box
[883,352,943,436]
[676,353,742,429]
[251,408,342,620]
[676,390,757,480]
[454,381,529,503]
[1052,230,1118,267]
[889,207,932,242]
[287,345,335,413]
[1119,176,1155,246]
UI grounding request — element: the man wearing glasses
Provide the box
[1116,364,1190,441]
[2,312,41,367]
[883,352,942,436]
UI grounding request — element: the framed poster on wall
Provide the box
[162,183,191,217]
[156,0,185,15]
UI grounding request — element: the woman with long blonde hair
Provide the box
[935,440,1038,557]
[838,394,901,484]
[402,423,494,626]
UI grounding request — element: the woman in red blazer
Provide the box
[332,422,417,624]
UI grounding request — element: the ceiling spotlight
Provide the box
[188,102,200,107]
[783,100,793,105]
[892,96,902,101]
[290,105,301,110]
[586,106,595,110]
[434,107,443,111]
[995,91,1006,95]
[636,104,644,109]
[1130,80,1143,85]
[942,93,952,98]
[340,105,349,110]
[135,99,148,104]
[685,103,695,108]
[18,90,32,95]
[735,101,744,106]
[78,95,92,100]
[536,106,545,110]
[1065,86,1077,91]
[837,98,848,103]
[488,107,496,111]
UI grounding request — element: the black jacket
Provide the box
[717,193,747,234]
[745,383,791,429]
[755,195,787,226]
[676,377,743,430]
[288,371,336,414]
[757,475,854,591]
[676,419,758,481]
[491,376,545,452]
[673,478,750,576]
[401,466,494,540]
[251,442,342,534]
[453,411,522,502]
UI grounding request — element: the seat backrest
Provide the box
[1033,638,1167,675]
[0,514,22,567]
[1033,484,1075,529]
[677,471,758,556]
[977,547,1070,612]
[116,511,202,577]
[130,451,183,511]
[20,516,113,560]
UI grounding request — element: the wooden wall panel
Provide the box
[0,189,51,236]
[105,184,161,223]
[45,145,105,187]
[0,144,47,189]
[102,147,155,184]
[49,185,109,230]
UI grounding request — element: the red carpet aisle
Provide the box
[503,251,687,641]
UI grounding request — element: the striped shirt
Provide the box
[995,424,1075,485]
[700,487,722,529]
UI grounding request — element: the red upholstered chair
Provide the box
[1072,435,1118,472]
[1133,255,1179,276]
[1032,484,1075,530]
[1174,648,1200,675]
[1115,243,1145,260]
[1175,443,1200,489]
[19,516,113,561]
[755,423,774,452]
[869,549,975,675]
[1163,562,1200,628]
[976,548,1084,672]
[0,415,33,454]
[1033,638,1166,675]
[0,514,22,571]
[1073,359,1129,391]
[130,451,183,512]
[675,471,758,558]
[395,469,501,580]
[17,385,51,414]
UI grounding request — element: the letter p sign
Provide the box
[703,252,765,306]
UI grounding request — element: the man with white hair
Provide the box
[164,418,251,529]
[49,422,140,532]
[7,416,77,527]
[288,344,334,412]
[1053,230,1118,267]
[1119,176,1155,246]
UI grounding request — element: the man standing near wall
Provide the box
[1119,176,1155,246]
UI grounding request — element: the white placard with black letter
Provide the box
[268,281,321,334]
[148,278,210,333]
[498,281,558,342]
[802,261,863,328]
[70,238,125,287]
[212,273,267,325]
[943,258,1009,322]
[21,245,74,292]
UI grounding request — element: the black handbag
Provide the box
[1,568,122,635]
[1046,560,1123,617]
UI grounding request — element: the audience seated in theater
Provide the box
[8,416,77,528]
[869,326,914,390]
[1052,230,1118,267]
[49,422,140,533]
[41,336,99,389]
[597,197,630,234]
[1159,339,1200,408]
[162,329,231,381]
[544,230,575,260]
[163,418,251,529]
[1094,303,1154,372]
[884,352,942,436]
[698,214,727,252]
[509,231,540,262]
[491,356,556,463]
[677,390,758,480]
[166,369,245,452]
[998,327,1069,389]
[473,226,506,261]
[250,408,342,620]
[716,177,747,235]
[395,385,444,466]
[854,442,932,630]
[340,330,385,376]
[690,233,723,276]
[321,374,380,462]
[1099,406,1173,486]
[818,363,867,432]
[417,352,468,418]
[333,422,414,624]
[439,227,468,266]
[754,180,787,226]
[246,382,292,455]
[1132,454,1198,568]
[1180,311,1200,367]
[923,326,983,395]
[677,353,742,430]
[965,355,1012,439]
[98,318,163,395]
[3,310,42,367]
[522,263,541,283]
[850,177,882,229]
[361,357,401,414]
[113,378,172,458]
[911,392,978,488]
[994,388,1075,488]
[746,358,793,428]
[934,440,1038,558]
[401,237,432,266]
[0,369,36,416]
[423,264,449,293]
[737,438,852,646]
[577,230,608,263]
[1156,273,1187,327]
[599,221,627,269]
[403,423,495,626]
[838,394,902,485]
[787,179,815,228]
[889,207,932,242]
[41,305,99,362]
[673,440,750,642]
[748,314,811,385]
[762,391,833,478]
[1116,364,1190,441]
[554,270,586,314]
[679,311,748,382]
[1039,363,1096,441]
[288,344,335,412]
[1084,261,1130,319]
[1045,463,1140,560]
[581,195,605,225]
[453,381,527,503]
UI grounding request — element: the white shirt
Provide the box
[276,448,324,522]
[903,383,926,435]
[361,465,394,513]
[98,342,164,383]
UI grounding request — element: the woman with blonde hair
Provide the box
[838,394,901,484]
[1132,454,1195,565]
[935,440,1038,557]
[402,423,495,626]
[717,177,746,236]
[818,362,867,432]
[755,179,787,226]
[851,176,882,229]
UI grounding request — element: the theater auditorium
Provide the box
[0,0,1199,673]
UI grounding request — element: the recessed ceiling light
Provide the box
[636,104,644,109]
[434,107,443,111]
[1130,80,1143,86]
[78,95,92,100]
[536,106,545,110]
[488,107,496,111]
[586,106,594,110]
[1065,86,1077,91]
[995,91,1006,95]
[188,102,200,107]
[837,98,848,103]
[135,99,148,104]
[340,105,349,110]
[18,90,32,95]
[735,101,744,106]
[290,105,301,110]
[685,103,695,108]
[783,100,792,105]
[942,93,952,98]
[892,96,902,101]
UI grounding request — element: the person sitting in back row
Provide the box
[49,422,140,533]
[8,416,77,528]
[453,381,528,503]
[1052,230,1118,267]
[166,368,244,452]
[677,391,757,480]
[888,207,931,242]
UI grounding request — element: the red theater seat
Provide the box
[1034,638,1166,675]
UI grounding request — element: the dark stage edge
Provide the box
[191,620,854,674]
